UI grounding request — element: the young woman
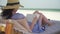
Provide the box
[1,0,31,33]
[1,9,52,33]
[1,9,32,32]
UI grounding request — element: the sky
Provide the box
[0,0,60,9]
[20,0,60,9]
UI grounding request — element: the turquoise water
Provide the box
[19,8,60,12]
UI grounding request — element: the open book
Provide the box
[26,14,36,22]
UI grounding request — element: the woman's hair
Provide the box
[1,9,14,19]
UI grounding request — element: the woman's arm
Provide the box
[16,18,32,32]
[30,16,38,30]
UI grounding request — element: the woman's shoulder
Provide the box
[13,13,24,16]
[11,13,25,20]
[14,13,22,15]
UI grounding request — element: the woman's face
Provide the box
[12,9,17,14]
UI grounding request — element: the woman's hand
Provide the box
[33,10,39,14]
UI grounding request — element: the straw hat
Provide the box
[2,0,23,9]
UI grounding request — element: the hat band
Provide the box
[7,2,19,6]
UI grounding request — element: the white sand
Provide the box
[0,9,60,21]
[17,10,60,21]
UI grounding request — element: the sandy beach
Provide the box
[17,10,60,21]
[0,9,60,21]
